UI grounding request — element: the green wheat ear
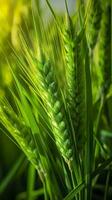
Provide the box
[86,0,102,49]
[63,8,86,150]
[35,57,74,164]
[0,104,40,170]
[98,2,111,94]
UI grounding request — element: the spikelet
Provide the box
[87,0,102,49]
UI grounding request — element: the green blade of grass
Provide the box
[104,167,111,200]
[92,157,112,178]
[84,35,93,200]
[64,182,85,200]
[0,154,26,194]
[16,188,44,200]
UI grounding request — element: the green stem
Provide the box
[26,164,36,200]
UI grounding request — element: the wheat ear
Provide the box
[98,2,111,93]
[87,0,102,49]
[35,58,74,164]
[0,104,41,171]
[63,12,86,150]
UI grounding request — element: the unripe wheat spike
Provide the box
[98,2,111,93]
[36,59,74,163]
[87,0,102,49]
